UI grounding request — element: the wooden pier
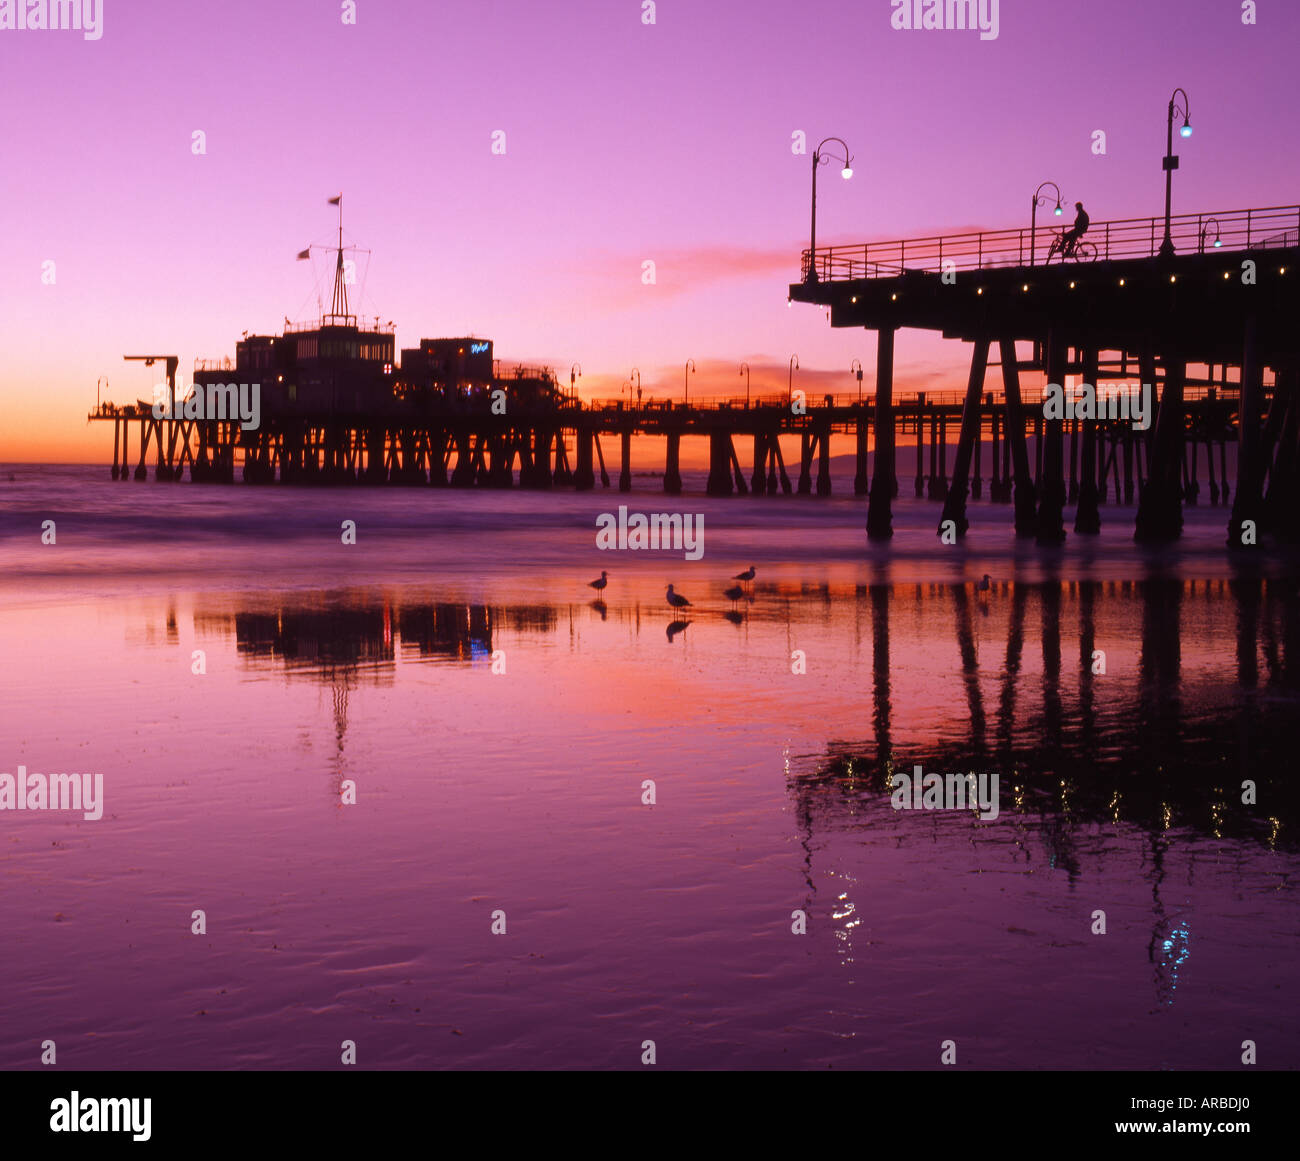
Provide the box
[88,204,1300,547]
[791,203,1300,547]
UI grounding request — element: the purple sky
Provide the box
[2,0,1296,460]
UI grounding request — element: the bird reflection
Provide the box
[666,619,690,642]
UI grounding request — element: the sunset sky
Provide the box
[2,0,1296,462]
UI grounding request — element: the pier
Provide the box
[791,203,1300,546]
[88,204,1299,547]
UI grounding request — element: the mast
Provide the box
[329,193,349,323]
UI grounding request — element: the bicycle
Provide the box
[1046,230,1098,263]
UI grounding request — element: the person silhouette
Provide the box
[1061,202,1090,256]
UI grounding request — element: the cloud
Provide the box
[576,243,801,308]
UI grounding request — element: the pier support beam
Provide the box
[1036,332,1067,545]
[939,336,989,538]
[751,433,767,494]
[853,414,869,496]
[866,327,896,540]
[1228,316,1263,548]
[619,430,632,492]
[915,395,926,498]
[1074,349,1101,534]
[707,431,734,496]
[1135,346,1187,543]
[797,431,813,494]
[664,430,682,495]
[815,422,832,496]
[999,338,1037,536]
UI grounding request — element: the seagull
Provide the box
[733,566,756,583]
[588,570,608,592]
[977,574,991,593]
[665,584,692,609]
[723,584,745,605]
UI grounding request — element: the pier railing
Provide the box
[800,204,1300,282]
[586,382,1240,414]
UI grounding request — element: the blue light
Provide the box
[1180,124,1193,138]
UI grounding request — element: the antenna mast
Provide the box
[328,193,350,324]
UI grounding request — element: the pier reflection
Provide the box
[791,572,1299,850]
[183,575,1298,856]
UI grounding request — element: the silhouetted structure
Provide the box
[791,204,1300,547]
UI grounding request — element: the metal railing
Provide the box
[493,361,558,383]
[800,204,1300,282]
[586,383,1242,414]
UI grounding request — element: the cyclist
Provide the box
[1059,202,1090,257]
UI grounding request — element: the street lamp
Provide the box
[739,362,751,408]
[570,363,582,403]
[630,367,641,407]
[1159,88,1192,258]
[1199,217,1222,253]
[684,359,695,406]
[788,354,799,406]
[1030,181,1064,267]
[851,358,864,405]
[806,136,854,283]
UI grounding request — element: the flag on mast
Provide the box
[296,248,311,260]
[328,195,342,206]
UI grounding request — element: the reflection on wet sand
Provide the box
[797,573,1297,848]
[177,576,1299,862]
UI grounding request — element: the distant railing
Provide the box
[193,357,234,373]
[800,204,1300,282]
[282,318,396,335]
[493,361,558,383]
[586,383,1243,413]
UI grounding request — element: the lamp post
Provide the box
[630,367,641,407]
[851,358,864,405]
[806,136,854,283]
[569,363,582,404]
[684,359,695,407]
[739,362,750,408]
[1159,88,1192,258]
[1030,181,1064,267]
[1199,216,1222,253]
[788,354,799,407]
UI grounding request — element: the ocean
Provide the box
[1,464,1297,1069]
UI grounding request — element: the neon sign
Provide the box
[470,341,490,354]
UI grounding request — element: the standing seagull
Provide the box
[723,584,745,606]
[665,584,692,610]
[977,574,991,593]
[733,566,756,583]
[588,570,608,593]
